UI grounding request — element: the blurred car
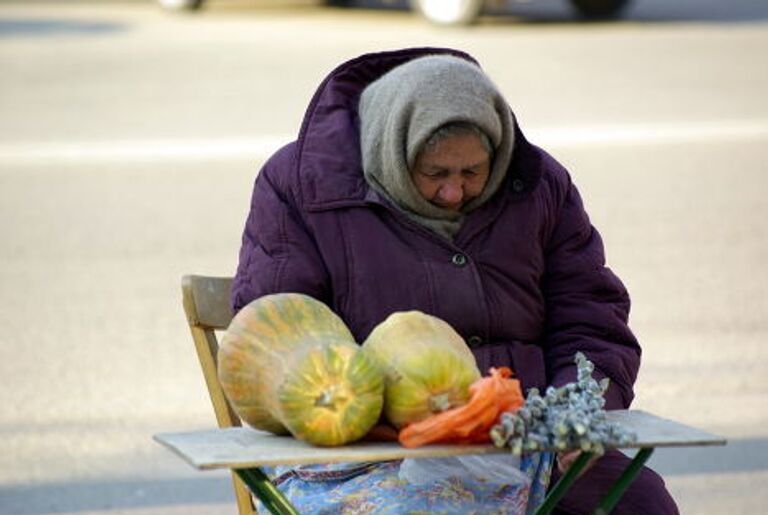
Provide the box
[157,0,631,26]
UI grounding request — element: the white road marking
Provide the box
[530,120,768,147]
[1,120,767,166]
[0,136,292,166]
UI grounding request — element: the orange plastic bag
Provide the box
[398,367,524,448]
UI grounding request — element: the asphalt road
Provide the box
[1,1,767,513]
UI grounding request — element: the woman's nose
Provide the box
[438,177,464,204]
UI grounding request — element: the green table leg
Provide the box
[535,451,594,515]
[593,447,655,515]
[235,467,300,515]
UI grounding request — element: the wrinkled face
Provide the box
[410,133,491,212]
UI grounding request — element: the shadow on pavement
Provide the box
[0,18,128,37]
[2,0,767,32]
[329,0,768,24]
[0,475,233,515]
[495,2,768,24]
[1,437,766,514]
[644,436,768,476]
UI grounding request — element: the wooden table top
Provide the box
[154,409,726,471]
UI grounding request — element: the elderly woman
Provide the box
[232,48,678,514]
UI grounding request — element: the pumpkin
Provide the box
[218,292,384,446]
[362,311,481,429]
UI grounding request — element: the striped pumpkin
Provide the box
[362,311,481,429]
[218,293,384,446]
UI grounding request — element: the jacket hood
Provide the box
[292,47,543,211]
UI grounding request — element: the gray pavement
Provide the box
[1,1,767,513]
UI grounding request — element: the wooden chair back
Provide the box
[181,274,256,515]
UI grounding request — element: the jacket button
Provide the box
[467,335,483,347]
[512,179,525,192]
[451,253,467,267]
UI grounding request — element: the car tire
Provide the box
[569,0,630,19]
[412,0,485,26]
[158,0,204,11]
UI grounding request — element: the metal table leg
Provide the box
[235,467,300,515]
[593,447,655,515]
[535,447,656,515]
[535,451,594,515]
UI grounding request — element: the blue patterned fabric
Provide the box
[257,453,553,514]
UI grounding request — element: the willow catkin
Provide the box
[490,352,637,455]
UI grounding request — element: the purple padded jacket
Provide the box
[232,47,641,411]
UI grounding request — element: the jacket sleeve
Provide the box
[541,173,641,410]
[231,144,330,313]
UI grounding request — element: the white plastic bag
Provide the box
[398,453,530,487]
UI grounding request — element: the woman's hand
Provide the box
[556,450,599,477]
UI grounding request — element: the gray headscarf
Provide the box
[358,54,515,239]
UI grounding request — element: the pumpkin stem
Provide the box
[429,392,453,413]
[314,384,348,411]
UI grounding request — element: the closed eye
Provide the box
[421,168,450,179]
[462,162,488,177]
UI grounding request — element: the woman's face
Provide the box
[410,133,491,212]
